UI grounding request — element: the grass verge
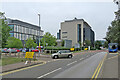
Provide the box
[2,57,26,66]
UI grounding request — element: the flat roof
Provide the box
[64,18,91,28]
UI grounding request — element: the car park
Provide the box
[51,50,73,59]
[1,48,8,53]
[7,49,17,53]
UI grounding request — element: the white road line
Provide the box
[37,68,62,78]
[79,58,84,60]
[67,61,77,66]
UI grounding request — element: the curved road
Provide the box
[2,51,107,79]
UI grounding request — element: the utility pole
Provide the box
[38,14,41,56]
[38,14,40,47]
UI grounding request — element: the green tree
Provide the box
[61,40,65,47]
[6,37,23,48]
[25,38,37,48]
[105,1,120,49]
[103,41,108,48]
[84,40,91,47]
[41,32,57,46]
[106,20,120,46]
[95,40,102,49]
[0,12,11,48]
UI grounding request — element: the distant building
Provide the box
[57,18,95,47]
[56,39,62,47]
[64,40,72,48]
[6,18,44,46]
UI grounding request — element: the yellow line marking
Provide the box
[91,54,107,80]
[0,61,46,76]
[94,54,107,79]
[91,60,102,80]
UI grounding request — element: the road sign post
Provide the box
[25,52,34,64]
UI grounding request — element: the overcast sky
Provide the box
[0,0,118,40]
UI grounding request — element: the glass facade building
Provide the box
[6,18,44,46]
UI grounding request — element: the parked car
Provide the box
[51,50,73,59]
[7,49,17,53]
[16,49,20,52]
[1,48,8,53]
[32,49,39,52]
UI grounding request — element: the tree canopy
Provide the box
[6,37,23,48]
[106,20,120,46]
[0,12,11,48]
[84,40,91,47]
[95,40,102,49]
[41,32,57,46]
[25,38,37,48]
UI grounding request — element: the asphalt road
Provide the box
[2,51,108,79]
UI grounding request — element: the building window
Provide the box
[77,24,81,42]
[17,25,19,32]
[62,36,67,38]
[21,26,23,33]
[25,27,27,33]
[10,33,14,37]
[24,34,26,40]
[22,34,24,40]
[62,32,67,34]
[21,34,22,40]
[19,34,21,40]
[14,25,17,32]
[23,27,25,33]
[9,25,14,32]
[26,28,29,34]
[37,31,39,36]
[18,33,19,39]
[19,26,21,33]
[35,30,37,35]
[14,33,17,38]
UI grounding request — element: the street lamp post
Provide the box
[38,14,41,56]
[38,14,40,47]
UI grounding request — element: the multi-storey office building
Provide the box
[57,18,95,47]
[6,18,44,46]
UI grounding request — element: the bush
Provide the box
[45,47,70,50]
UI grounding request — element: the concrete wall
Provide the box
[61,20,83,46]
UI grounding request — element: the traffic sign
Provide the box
[25,52,34,58]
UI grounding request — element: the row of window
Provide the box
[9,24,41,36]
[10,33,38,40]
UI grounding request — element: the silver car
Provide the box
[52,50,73,59]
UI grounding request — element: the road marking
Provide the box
[106,55,118,60]
[37,68,62,78]
[95,55,107,79]
[67,61,77,66]
[91,60,102,79]
[109,52,118,54]
[0,61,46,76]
[91,54,107,80]
[79,58,84,61]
